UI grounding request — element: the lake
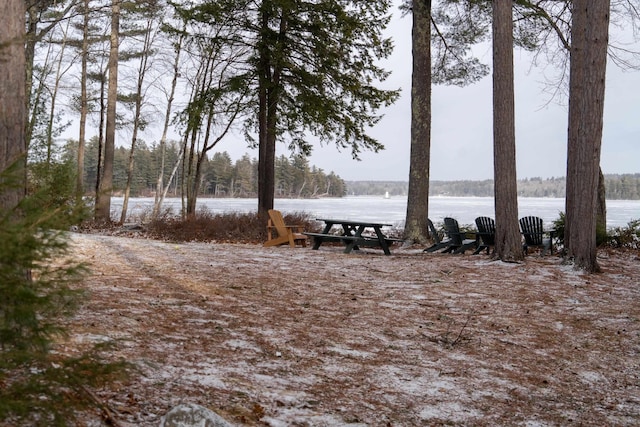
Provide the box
[112,196,639,229]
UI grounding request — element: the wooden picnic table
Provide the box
[304,218,401,255]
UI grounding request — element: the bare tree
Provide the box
[492,0,524,262]
[44,21,75,164]
[76,0,91,199]
[565,0,611,272]
[120,2,163,224]
[25,0,81,127]
[152,30,185,218]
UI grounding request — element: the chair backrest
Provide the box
[268,209,288,236]
[443,217,464,245]
[519,216,544,246]
[427,218,441,244]
[475,216,495,245]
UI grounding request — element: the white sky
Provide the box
[212,3,639,182]
[65,2,639,182]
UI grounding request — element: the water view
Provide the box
[113,196,639,229]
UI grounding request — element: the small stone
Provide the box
[160,403,235,427]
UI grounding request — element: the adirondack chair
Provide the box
[423,218,449,252]
[264,209,307,248]
[519,216,554,255]
[441,217,478,254]
[474,216,495,255]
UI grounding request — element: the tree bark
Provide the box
[492,0,523,262]
[0,0,27,210]
[565,0,610,272]
[404,0,432,244]
[77,0,90,199]
[95,0,120,221]
[257,5,269,222]
[596,166,607,243]
[257,5,286,222]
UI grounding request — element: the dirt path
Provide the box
[60,233,640,426]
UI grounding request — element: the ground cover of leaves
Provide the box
[59,233,639,426]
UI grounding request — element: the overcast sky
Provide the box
[214,3,640,182]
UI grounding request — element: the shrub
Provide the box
[552,211,566,246]
[1,163,125,426]
[606,219,640,249]
[553,211,609,247]
[553,211,640,250]
[146,209,316,243]
[27,159,90,224]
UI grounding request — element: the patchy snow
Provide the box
[57,233,640,426]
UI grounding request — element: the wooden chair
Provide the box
[474,216,495,254]
[424,218,449,252]
[424,217,476,254]
[264,209,307,248]
[442,217,477,254]
[519,216,554,255]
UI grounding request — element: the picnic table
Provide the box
[304,218,402,255]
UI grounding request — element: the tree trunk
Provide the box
[261,95,278,216]
[120,17,154,224]
[161,145,184,205]
[565,0,610,272]
[77,0,90,199]
[492,0,523,262]
[25,6,39,143]
[120,138,136,224]
[257,5,273,222]
[185,127,198,217]
[153,32,184,218]
[186,110,215,217]
[0,0,26,210]
[95,0,120,222]
[26,37,50,156]
[596,166,607,243]
[404,0,432,244]
[257,6,287,222]
[45,22,71,164]
[94,73,106,197]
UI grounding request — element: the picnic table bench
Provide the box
[304,218,402,255]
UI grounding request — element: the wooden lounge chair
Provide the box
[423,218,449,252]
[264,209,307,248]
[474,216,495,254]
[425,218,476,254]
[441,217,477,254]
[519,216,554,255]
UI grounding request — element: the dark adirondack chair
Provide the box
[440,217,477,254]
[519,216,555,255]
[474,216,495,255]
[423,218,449,252]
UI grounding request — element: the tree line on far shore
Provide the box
[346,174,640,200]
[63,136,640,200]
[58,140,347,199]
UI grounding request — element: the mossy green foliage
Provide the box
[607,219,640,249]
[0,161,126,426]
[553,211,640,249]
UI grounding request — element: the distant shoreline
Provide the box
[344,174,640,200]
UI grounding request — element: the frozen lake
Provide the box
[113,196,639,229]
